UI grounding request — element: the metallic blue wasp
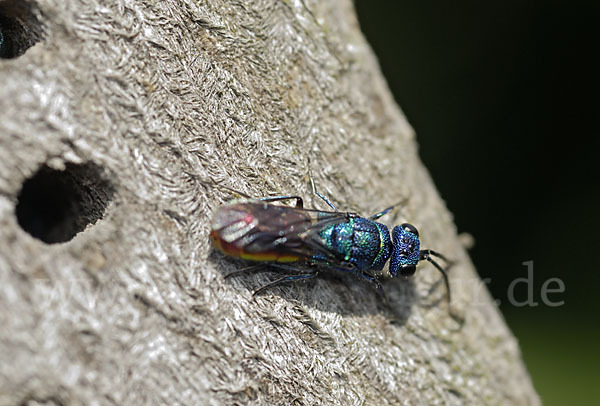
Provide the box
[210,182,451,303]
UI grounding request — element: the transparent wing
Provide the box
[211,200,354,261]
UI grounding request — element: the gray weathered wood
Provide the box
[0,0,539,404]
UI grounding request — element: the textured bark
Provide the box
[0,0,539,405]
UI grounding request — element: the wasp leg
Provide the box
[309,174,338,211]
[213,181,304,207]
[207,182,252,198]
[257,195,304,208]
[307,257,386,298]
[252,271,318,296]
[368,198,407,220]
[355,272,387,300]
[224,263,271,279]
[225,262,312,280]
[368,206,395,221]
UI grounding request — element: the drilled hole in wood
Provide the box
[0,0,43,58]
[15,162,114,244]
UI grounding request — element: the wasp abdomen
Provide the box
[317,217,391,271]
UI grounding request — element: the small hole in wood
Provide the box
[15,162,114,244]
[0,1,43,59]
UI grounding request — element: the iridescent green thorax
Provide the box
[316,217,391,271]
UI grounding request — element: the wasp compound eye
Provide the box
[401,223,419,237]
[399,264,416,277]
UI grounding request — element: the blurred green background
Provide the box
[355,1,599,404]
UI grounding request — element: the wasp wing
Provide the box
[211,200,353,261]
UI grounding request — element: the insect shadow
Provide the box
[209,249,417,321]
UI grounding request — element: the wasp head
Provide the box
[389,223,421,278]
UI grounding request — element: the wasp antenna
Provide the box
[424,249,450,263]
[420,251,452,305]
